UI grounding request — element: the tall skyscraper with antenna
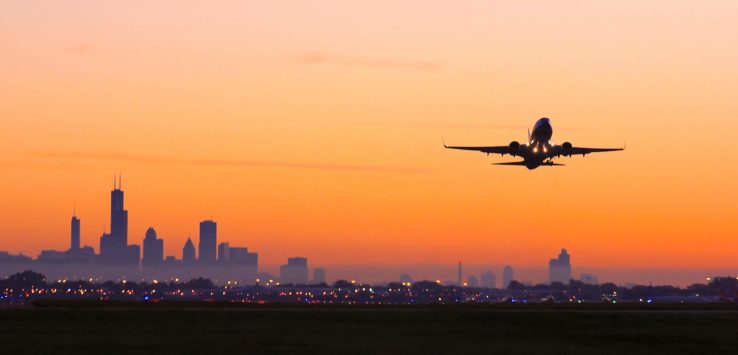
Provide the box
[110,174,128,248]
[100,174,139,264]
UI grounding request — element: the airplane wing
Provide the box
[443,143,509,155]
[569,146,624,156]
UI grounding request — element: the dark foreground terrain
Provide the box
[2,302,738,354]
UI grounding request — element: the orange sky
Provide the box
[1,1,737,283]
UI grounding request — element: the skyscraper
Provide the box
[110,175,128,248]
[99,175,137,264]
[218,242,230,263]
[280,257,308,285]
[183,238,196,264]
[142,227,164,266]
[467,275,479,288]
[227,246,258,281]
[70,212,80,252]
[480,271,496,289]
[457,261,462,286]
[503,265,514,289]
[312,267,326,284]
[198,220,217,263]
[548,249,572,284]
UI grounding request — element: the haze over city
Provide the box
[2,1,738,287]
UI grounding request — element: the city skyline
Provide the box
[0,176,735,286]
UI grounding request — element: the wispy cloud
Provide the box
[28,151,425,174]
[291,51,442,71]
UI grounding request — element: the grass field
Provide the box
[2,302,738,354]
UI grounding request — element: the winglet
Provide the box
[442,138,448,148]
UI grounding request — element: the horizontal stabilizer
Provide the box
[493,161,566,167]
[493,161,527,166]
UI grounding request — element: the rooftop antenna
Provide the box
[118,172,122,190]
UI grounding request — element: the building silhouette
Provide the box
[70,212,80,251]
[218,242,230,263]
[280,257,308,285]
[142,227,164,266]
[312,267,326,284]
[183,238,196,264]
[229,247,257,265]
[467,275,479,288]
[457,261,462,286]
[480,271,496,289]
[34,210,96,264]
[99,175,139,264]
[503,265,514,289]
[549,249,572,284]
[199,220,217,263]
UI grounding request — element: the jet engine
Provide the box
[508,141,520,156]
[561,142,573,156]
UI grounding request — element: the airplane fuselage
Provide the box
[530,117,553,145]
[521,117,555,169]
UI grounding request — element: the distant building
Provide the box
[183,238,196,264]
[71,246,96,262]
[580,273,598,285]
[126,245,141,266]
[70,213,80,251]
[467,275,479,288]
[142,227,164,265]
[0,251,33,264]
[198,220,217,263]
[218,242,230,263]
[549,249,572,284]
[36,250,68,263]
[280,257,308,285]
[480,271,496,289]
[229,247,258,270]
[503,266,514,289]
[312,268,326,284]
[457,261,462,286]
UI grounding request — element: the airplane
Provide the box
[443,117,624,170]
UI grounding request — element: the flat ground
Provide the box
[2,302,738,354]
